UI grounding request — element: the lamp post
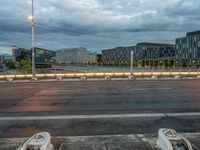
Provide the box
[30,0,35,77]
[130,51,133,74]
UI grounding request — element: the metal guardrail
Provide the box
[0,72,200,80]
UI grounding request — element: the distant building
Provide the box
[56,47,97,64]
[176,30,200,67]
[3,54,13,61]
[102,46,135,65]
[97,54,102,64]
[0,55,4,64]
[34,47,56,65]
[16,48,31,62]
[15,47,56,68]
[0,54,12,64]
[102,43,175,67]
[135,42,175,67]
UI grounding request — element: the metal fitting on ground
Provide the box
[17,132,53,150]
[157,128,193,150]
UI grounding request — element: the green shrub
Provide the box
[5,60,16,69]
[20,59,32,74]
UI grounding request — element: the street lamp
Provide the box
[29,0,35,77]
[130,51,133,74]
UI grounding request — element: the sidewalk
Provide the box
[0,132,200,150]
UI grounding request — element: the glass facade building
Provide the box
[16,48,32,62]
[136,43,175,67]
[34,47,56,65]
[15,47,56,68]
[176,30,200,67]
[102,46,136,65]
[56,47,97,64]
[102,43,175,67]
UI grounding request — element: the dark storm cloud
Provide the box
[0,0,200,53]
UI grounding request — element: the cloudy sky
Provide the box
[0,0,200,54]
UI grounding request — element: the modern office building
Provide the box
[0,54,12,64]
[16,48,32,62]
[34,47,56,65]
[102,46,136,65]
[0,55,4,64]
[3,55,13,61]
[15,47,55,68]
[56,47,97,64]
[176,30,200,67]
[97,54,102,64]
[102,43,175,67]
[135,42,175,67]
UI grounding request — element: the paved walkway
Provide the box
[0,132,200,150]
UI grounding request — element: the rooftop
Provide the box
[137,42,175,47]
[58,47,87,51]
[187,30,200,36]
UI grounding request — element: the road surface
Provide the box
[0,80,200,138]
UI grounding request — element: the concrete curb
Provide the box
[1,133,200,150]
[0,77,200,84]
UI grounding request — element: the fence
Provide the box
[0,64,200,80]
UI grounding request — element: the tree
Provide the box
[5,60,16,69]
[20,59,32,74]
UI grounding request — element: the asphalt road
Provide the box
[0,80,200,138]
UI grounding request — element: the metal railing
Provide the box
[0,67,200,80]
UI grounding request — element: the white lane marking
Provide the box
[0,113,165,121]
[167,112,200,117]
[0,112,200,121]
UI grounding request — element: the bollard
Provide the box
[31,77,38,81]
[56,77,62,81]
[174,75,181,79]
[128,76,135,80]
[151,76,158,80]
[105,76,111,80]
[6,78,13,82]
[157,128,193,150]
[80,77,87,80]
[18,132,53,150]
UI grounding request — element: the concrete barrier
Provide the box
[0,72,200,80]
